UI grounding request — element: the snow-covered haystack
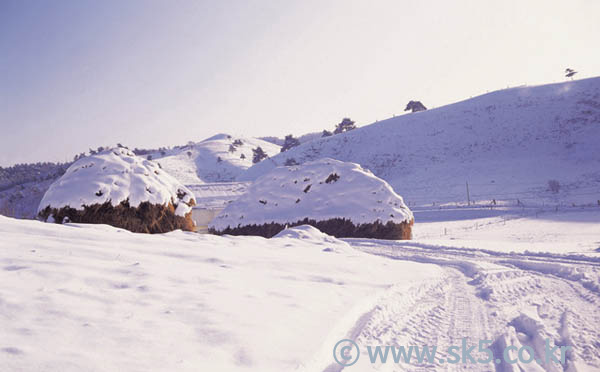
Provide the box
[37,148,196,233]
[209,158,413,239]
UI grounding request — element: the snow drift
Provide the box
[210,158,413,239]
[37,147,196,233]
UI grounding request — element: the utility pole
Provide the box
[466,181,470,206]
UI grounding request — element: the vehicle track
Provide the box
[328,240,600,371]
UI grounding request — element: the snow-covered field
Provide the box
[0,217,443,372]
[2,206,599,371]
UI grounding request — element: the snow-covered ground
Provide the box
[346,208,600,371]
[186,182,251,209]
[2,207,599,371]
[413,206,600,256]
[0,217,442,372]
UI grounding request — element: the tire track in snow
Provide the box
[342,240,600,371]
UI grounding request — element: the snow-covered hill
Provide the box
[260,131,323,146]
[0,162,69,219]
[241,77,600,207]
[210,158,412,237]
[148,134,280,184]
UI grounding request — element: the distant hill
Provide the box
[147,134,280,184]
[241,77,600,206]
[260,131,324,147]
[0,162,69,218]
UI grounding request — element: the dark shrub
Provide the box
[252,147,268,163]
[325,173,340,183]
[548,179,560,193]
[284,158,299,166]
[280,134,301,152]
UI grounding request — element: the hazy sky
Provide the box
[1,0,599,166]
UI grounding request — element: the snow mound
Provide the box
[38,147,194,214]
[273,225,354,253]
[210,158,413,232]
[149,134,280,184]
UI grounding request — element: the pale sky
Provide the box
[1,0,599,166]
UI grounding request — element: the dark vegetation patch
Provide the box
[210,217,413,240]
[38,199,195,234]
[325,173,340,183]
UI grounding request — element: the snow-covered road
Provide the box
[327,236,600,371]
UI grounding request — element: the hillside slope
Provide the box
[240,77,600,206]
[150,134,279,184]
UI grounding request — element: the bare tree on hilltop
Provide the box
[565,68,577,80]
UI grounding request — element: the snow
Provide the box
[344,209,600,371]
[38,148,194,213]
[4,76,600,371]
[413,207,600,256]
[210,158,413,231]
[0,216,442,372]
[273,224,353,253]
[149,134,280,184]
[186,182,251,209]
[240,77,600,208]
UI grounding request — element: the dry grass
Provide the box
[210,217,413,240]
[38,199,195,234]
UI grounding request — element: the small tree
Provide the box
[240,153,246,159]
[405,101,427,113]
[228,144,236,153]
[548,180,560,193]
[252,147,268,163]
[322,130,333,137]
[280,134,301,152]
[284,158,299,166]
[333,118,356,134]
[565,68,577,80]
